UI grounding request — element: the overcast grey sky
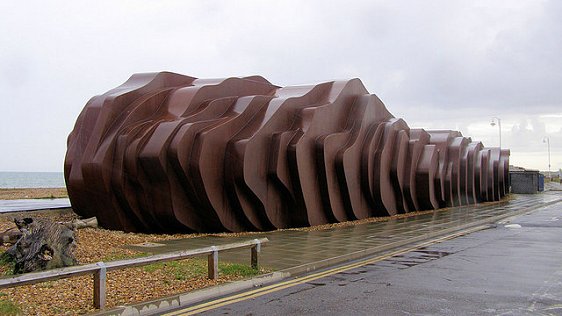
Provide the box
[0,0,560,172]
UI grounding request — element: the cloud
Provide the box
[0,0,560,171]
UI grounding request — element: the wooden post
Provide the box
[251,239,261,269]
[208,246,218,280]
[93,262,107,309]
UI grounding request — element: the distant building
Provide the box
[509,165,543,194]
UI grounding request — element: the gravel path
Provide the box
[0,188,68,200]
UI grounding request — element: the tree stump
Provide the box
[0,227,21,245]
[2,218,77,274]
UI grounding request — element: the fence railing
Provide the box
[0,238,268,309]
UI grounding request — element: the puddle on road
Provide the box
[381,248,452,269]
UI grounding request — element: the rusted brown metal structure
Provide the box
[65,72,510,233]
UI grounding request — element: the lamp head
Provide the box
[490,120,496,127]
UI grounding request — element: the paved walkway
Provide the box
[129,192,562,273]
[0,198,71,213]
[196,196,562,316]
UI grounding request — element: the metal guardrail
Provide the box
[0,238,268,309]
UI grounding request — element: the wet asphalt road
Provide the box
[201,202,562,316]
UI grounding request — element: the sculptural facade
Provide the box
[65,72,510,233]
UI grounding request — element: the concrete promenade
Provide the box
[129,192,562,273]
[0,198,70,213]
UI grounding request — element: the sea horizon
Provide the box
[0,171,66,188]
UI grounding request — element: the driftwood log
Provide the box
[1,218,80,274]
[0,217,97,246]
[69,217,98,230]
[0,227,21,245]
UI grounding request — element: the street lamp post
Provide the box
[543,136,551,179]
[490,117,501,148]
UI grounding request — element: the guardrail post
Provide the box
[94,262,107,309]
[208,246,218,280]
[251,239,261,269]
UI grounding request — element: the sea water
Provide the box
[0,171,66,188]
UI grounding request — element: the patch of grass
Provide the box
[188,260,208,275]
[174,270,187,280]
[144,260,206,280]
[219,262,261,277]
[143,262,165,273]
[0,253,15,276]
[160,261,195,280]
[142,258,264,280]
[0,294,20,316]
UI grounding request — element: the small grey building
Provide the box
[510,167,543,194]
